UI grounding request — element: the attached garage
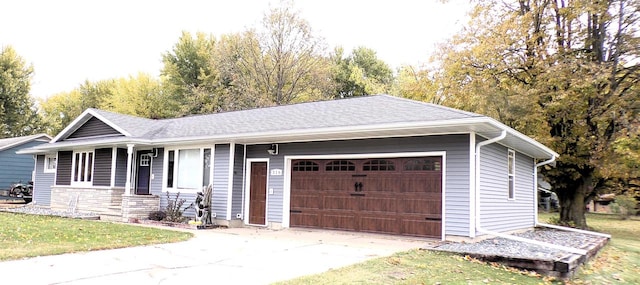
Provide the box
[289,156,443,238]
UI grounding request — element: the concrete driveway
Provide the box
[0,227,432,284]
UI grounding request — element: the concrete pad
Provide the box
[0,227,432,284]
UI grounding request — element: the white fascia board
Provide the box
[483,117,559,158]
[2,134,51,152]
[154,117,495,145]
[51,109,132,143]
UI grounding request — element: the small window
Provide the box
[363,159,395,171]
[508,150,515,199]
[44,155,57,173]
[139,154,151,167]
[167,150,175,188]
[293,161,319,171]
[325,160,355,171]
[404,158,441,171]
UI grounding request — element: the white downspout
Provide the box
[534,156,556,225]
[474,130,588,255]
[534,156,611,239]
[474,130,507,236]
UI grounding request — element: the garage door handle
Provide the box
[290,210,302,213]
[350,193,365,197]
[352,174,367,177]
[354,182,363,192]
[425,217,441,221]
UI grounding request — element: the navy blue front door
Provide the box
[136,153,151,195]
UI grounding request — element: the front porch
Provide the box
[50,186,160,221]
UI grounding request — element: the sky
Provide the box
[1,0,471,99]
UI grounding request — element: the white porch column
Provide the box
[125,144,135,195]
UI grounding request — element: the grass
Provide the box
[277,213,640,285]
[551,213,640,284]
[0,212,193,261]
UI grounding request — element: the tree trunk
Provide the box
[557,174,593,229]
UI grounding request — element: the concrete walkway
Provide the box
[1,227,431,284]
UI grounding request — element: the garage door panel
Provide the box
[360,216,398,234]
[323,195,358,211]
[290,212,319,227]
[360,196,396,212]
[399,198,441,215]
[291,157,443,238]
[291,194,320,209]
[322,214,357,231]
[401,219,441,237]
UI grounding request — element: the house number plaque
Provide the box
[270,169,283,176]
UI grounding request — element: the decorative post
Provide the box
[125,144,135,195]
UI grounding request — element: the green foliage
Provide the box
[148,210,167,221]
[0,212,192,261]
[610,194,639,219]
[433,0,640,228]
[0,46,43,137]
[391,65,441,103]
[331,46,393,98]
[164,192,192,223]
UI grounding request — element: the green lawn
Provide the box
[0,212,193,261]
[277,213,640,285]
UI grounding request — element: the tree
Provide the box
[102,73,175,119]
[331,46,393,98]
[161,31,225,115]
[232,1,330,105]
[38,79,114,135]
[391,65,441,104]
[435,0,640,228]
[0,46,42,137]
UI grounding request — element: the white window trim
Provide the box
[163,146,213,193]
[508,149,516,200]
[44,154,57,173]
[71,150,95,186]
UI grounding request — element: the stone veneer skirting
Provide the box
[121,195,160,221]
[51,186,160,221]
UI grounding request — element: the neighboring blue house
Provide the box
[19,95,558,240]
[0,134,52,193]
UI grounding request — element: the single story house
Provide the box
[0,134,51,190]
[19,95,558,240]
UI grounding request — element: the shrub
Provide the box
[148,211,167,221]
[164,192,193,223]
[610,194,639,220]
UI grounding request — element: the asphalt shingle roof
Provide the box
[91,95,483,140]
[0,134,50,151]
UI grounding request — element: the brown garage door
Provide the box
[290,157,442,238]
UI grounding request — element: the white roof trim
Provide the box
[25,116,558,159]
[51,109,132,143]
[0,134,51,152]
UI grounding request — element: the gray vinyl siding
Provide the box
[159,192,197,218]
[231,144,245,220]
[478,141,536,232]
[246,134,471,236]
[115,148,127,187]
[34,155,54,206]
[0,141,42,188]
[66,117,122,139]
[212,144,230,219]
[150,148,164,195]
[93,148,112,186]
[56,151,73,185]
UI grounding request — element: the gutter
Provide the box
[474,130,588,255]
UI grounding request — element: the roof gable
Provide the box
[0,134,51,151]
[65,117,123,140]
